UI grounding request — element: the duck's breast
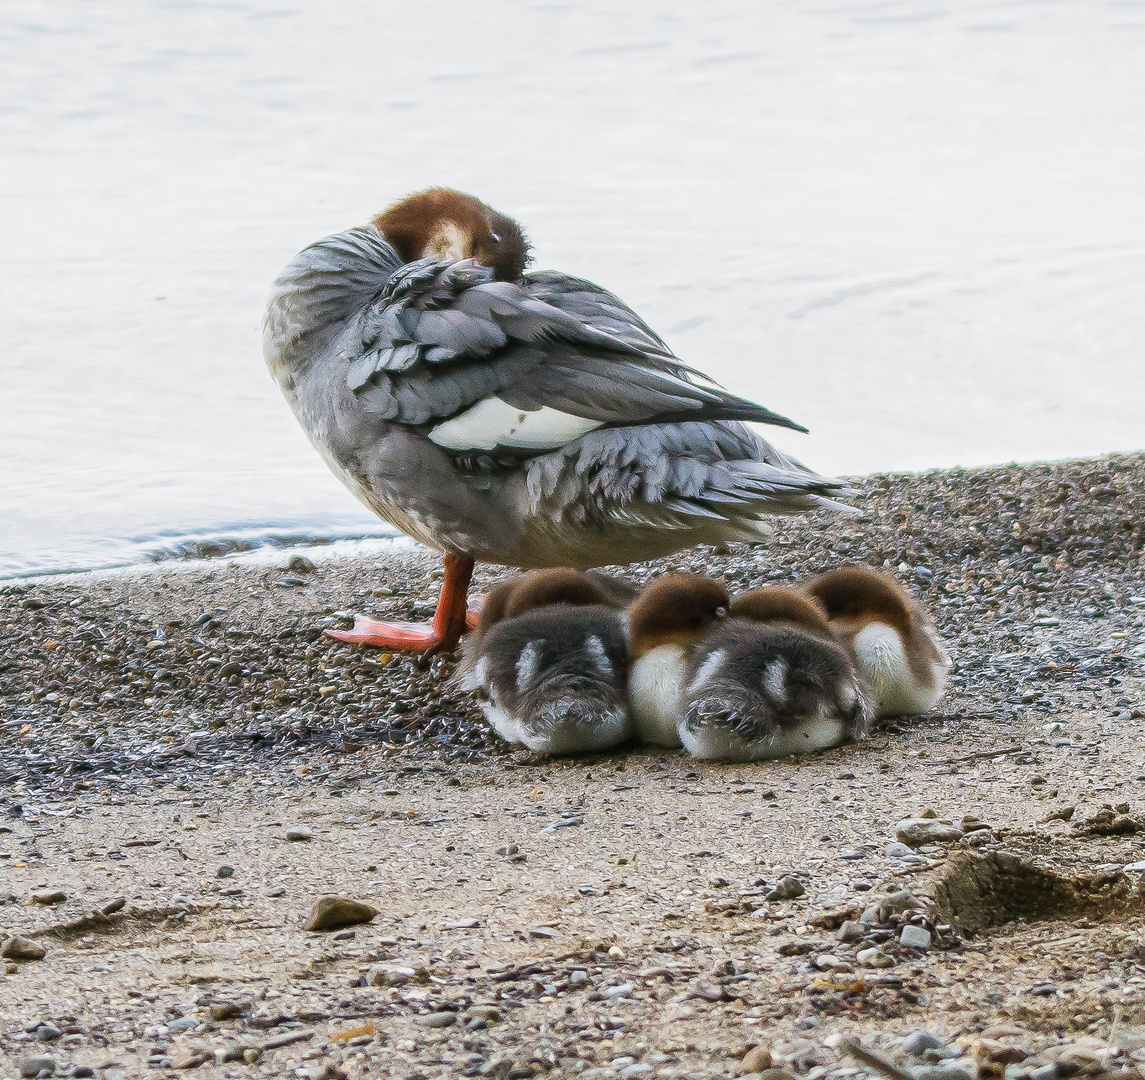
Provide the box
[629,644,688,747]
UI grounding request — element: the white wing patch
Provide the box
[515,640,541,692]
[584,635,612,677]
[762,658,789,703]
[429,397,604,451]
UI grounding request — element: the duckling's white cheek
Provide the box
[630,645,686,747]
[459,655,489,693]
[480,701,528,747]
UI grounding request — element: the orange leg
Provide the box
[326,553,476,654]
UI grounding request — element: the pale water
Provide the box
[2,0,1143,578]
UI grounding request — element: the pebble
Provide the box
[886,841,915,858]
[740,1045,773,1075]
[267,886,287,897]
[1,936,47,961]
[903,1032,947,1057]
[911,1066,974,1080]
[365,963,416,986]
[285,826,313,842]
[304,895,378,932]
[766,876,806,901]
[217,865,235,878]
[17,1056,56,1078]
[836,920,864,943]
[856,946,895,968]
[900,925,933,950]
[209,1001,244,1021]
[896,819,964,846]
[35,1024,61,1043]
[31,889,67,905]
[602,982,635,998]
[421,1011,457,1028]
[619,1066,654,1078]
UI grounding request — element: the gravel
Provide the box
[1,454,1143,1078]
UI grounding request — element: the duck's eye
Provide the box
[490,232,501,244]
[715,606,728,618]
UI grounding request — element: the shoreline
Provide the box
[2,453,1144,1080]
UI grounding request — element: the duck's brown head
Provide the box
[373,188,530,281]
[627,575,729,657]
[478,568,608,635]
[730,587,833,638]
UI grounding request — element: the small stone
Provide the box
[18,1056,56,1078]
[911,1067,974,1080]
[569,970,589,986]
[172,1048,210,1069]
[216,866,234,879]
[620,1066,654,1078]
[900,925,933,950]
[304,895,378,932]
[740,1045,773,1075]
[960,830,995,848]
[896,819,964,846]
[766,876,805,901]
[836,920,864,943]
[757,1070,798,1080]
[365,963,416,986]
[886,841,915,858]
[856,946,895,968]
[602,982,635,998]
[2,936,47,961]
[287,555,317,573]
[209,1001,244,1021]
[881,890,919,916]
[266,886,287,897]
[903,1032,947,1058]
[285,826,313,842]
[35,1024,61,1043]
[31,890,66,905]
[467,1005,502,1021]
[101,897,127,915]
[528,925,563,939]
[422,1011,457,1028]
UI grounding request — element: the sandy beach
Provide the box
[2,454,1144,1080]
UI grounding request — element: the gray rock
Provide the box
[18,1056,56,1078]
[766,876,806,901]
[304,895,378,932]
[911,1066,974,1080]
[285,826,313,842]
[602,982,635,998]
[619,1066,655,1078]
[422,1011,457,1028]
[34,1025,61,1043]
[836,920,864,943]
[903,1031,946,1057]
[30,890,66,906]
[900,925,933,950]
[365,963,416,986]
[569,969,589,986]
[896,819,964,847]
[886,841,915,858]
[216,865,234,878]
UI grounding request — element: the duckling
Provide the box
[626,575,730,747]
[458,569,631,754]
[679,588,871,761]
[804,566,950,716]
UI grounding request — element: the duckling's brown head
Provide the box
[804,566,917,636]
[478,568,607,635]
[627,575,729,657]
[730,587,833,638]
[373,188,530,281]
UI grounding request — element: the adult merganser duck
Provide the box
[263,188,848,653]
[626,575,730,747]
[458,569,631,753]
[680,587,871,761]
[804,566,950,717]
